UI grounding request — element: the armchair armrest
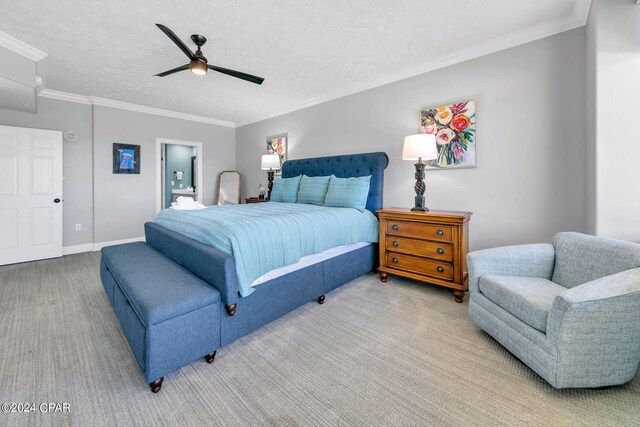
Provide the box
[540,268,640,387]
[548,267,640,337]
[467,243,555,293]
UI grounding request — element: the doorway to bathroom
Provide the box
[155,138,203,212]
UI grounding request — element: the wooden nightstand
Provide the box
[377,208,472,303]
[245,198,269,204]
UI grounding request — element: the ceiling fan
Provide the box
[153,24,264,85]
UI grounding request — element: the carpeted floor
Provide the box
[0,252,638,426]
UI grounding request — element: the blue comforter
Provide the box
[154,202,379,297]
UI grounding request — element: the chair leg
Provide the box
[204,351,217,364]
[149,377,164,393]
[317,295,325,304]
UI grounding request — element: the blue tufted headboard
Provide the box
[281,152,389,215]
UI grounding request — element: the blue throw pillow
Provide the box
[297,175,331,205]
[324,175,371,212]
[270,175,302,203]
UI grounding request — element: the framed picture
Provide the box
[420,100,476,169]
[266,133,287,174]
[113,143,140,174]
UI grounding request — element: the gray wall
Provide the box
[93,106,235,243]
[0,97,235,247]
[0,97,93,247]
[236,29,588,251]
[0,46,36,87]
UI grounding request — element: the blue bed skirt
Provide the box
[145,222,376,346]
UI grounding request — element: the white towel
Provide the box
[176,196,195,205]
[170,201,206,210]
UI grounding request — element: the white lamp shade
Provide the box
[402,134,437,161]
[261,154,281,170]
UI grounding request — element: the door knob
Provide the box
[53,198,61,203]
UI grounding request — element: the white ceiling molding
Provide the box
[237,0,592,127]
[88,96,235,127]
[38,89,235,127]
[0,30,47,61]
[39,88,92,105]
[574,0,593,19]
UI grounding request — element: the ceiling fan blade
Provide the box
[154,64,190,77]
[156,24,197,61]
[208,65,265,85]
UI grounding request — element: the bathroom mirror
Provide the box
[217,171,241,205]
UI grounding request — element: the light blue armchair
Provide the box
[467,232,640,388]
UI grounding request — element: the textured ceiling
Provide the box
[0,0,586,125]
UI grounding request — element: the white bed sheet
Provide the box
[250,242,372,287]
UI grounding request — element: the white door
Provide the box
[0,125,63,265]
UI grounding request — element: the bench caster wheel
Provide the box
[317,295,325,304]
[205,351,217,364]
[149,377,164,393]
[226,304,237,316]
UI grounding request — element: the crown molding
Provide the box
[236,1,592,127]
[38,89,236,127]
[88,96,236,127]
[39,88,92,105]
[574,0,593,23]
[0,30,47,61]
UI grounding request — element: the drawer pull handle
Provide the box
[392,258,399,264]
[392,224,399,231]
[392,241,399,247]
[437,248,444,254]
[437,229,444,236]
[437,266,444,273]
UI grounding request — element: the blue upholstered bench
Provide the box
[100,242,221,392]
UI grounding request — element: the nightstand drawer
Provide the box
[385,221,453,243]
[385,252,453,281]
[385,237,453,261]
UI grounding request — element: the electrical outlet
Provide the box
[179,184,183,188]
[75,224,82,232]
[171,180,175,186]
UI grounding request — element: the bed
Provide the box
[100,152,388,391]
[146,151,388,345]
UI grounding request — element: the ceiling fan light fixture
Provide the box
[190,60,207,76]
[154,24,263,84]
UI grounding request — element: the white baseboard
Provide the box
[62,243,94,255]
[93,237,145,251]
[62,237,146,256]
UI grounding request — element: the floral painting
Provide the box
[266,133,287,174]
[420,100,476,169]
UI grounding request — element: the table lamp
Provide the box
[402,134,437,211]
[261,154,281,200]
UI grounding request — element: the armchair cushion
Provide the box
[479,275,565,332]
[552,232,640,288]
